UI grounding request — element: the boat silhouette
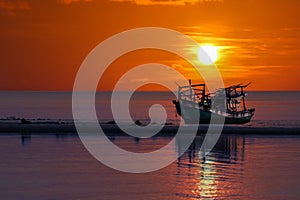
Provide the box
[173,80,255,124]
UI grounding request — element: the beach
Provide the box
[1,122,300,136]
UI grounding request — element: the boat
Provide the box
[172,80,255,124]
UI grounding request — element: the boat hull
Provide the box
[173,100,254,124]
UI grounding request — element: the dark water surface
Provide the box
[0,134,299,200]
[1,91,300,199]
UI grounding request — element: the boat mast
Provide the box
[241,87,246,111]
[178,85,181,102]
[188,79,193,102]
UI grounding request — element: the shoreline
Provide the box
[0,123,300,136]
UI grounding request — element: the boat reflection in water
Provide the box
[176,135,246,199]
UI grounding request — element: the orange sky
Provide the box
[0,0,300,91]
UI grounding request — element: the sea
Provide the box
[0,91,300,199]
[0,91,300,127]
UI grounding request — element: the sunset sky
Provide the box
[0,0,299,91]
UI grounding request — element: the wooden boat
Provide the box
[172,80,255,124]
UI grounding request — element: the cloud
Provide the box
[0,0,30,16]
[130,78,149,83]
[111,0,223,6]
[58,0,93,5]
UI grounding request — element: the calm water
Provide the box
[0,134,300,199]
[1,91,300,199]
[0,91,300,127]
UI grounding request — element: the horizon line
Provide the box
[0,89,300,92]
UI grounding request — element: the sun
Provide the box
[198,45,219,65]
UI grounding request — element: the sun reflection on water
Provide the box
[175,135,245,199]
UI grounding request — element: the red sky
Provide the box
[0,0,300,91]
